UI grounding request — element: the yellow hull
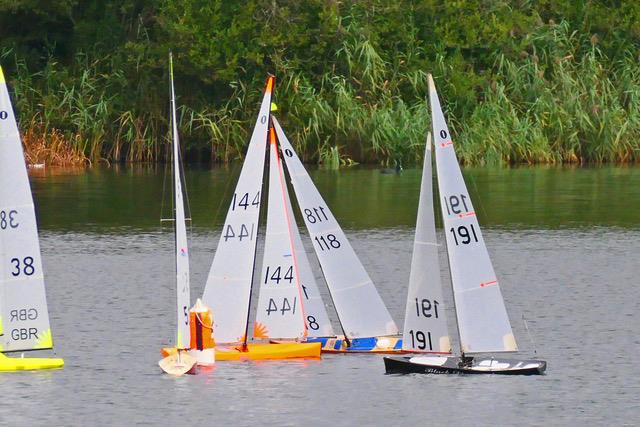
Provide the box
[0,352,64,371]
[162,342,321,361]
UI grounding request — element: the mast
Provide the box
[169,52,190,348]
[432,135,464,357]
[202,76,274,344]
[428,74,517,355]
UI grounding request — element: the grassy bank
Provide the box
[4,21,640,167]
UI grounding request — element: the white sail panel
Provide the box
[285,175,335,338]
[169,55,190,348]
[273,117,398,339]
[429,75,517,354]
[0,66,53,352]
[402,133,451,353]
[254,128,307,339]
[201,77,274,343]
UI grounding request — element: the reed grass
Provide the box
[6,21,640,167]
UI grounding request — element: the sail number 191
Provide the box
[415,298,439,318]
[443,194,469,215]
[449,224,478,246]
[408,330,433,350]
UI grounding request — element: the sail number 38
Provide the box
[0,210,19,230]
[10,256,35,276]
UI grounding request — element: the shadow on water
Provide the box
[29,164,640,231]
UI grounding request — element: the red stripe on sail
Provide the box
[458,212,476,218]
[480,280,498,288]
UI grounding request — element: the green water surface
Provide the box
[30,164,640,231]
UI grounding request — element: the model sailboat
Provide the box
[0,65,64,371]
[158,53,197,375]
[200,76,320,360]
[384,75,546,374]
[272,117,402,353]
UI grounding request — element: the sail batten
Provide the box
[428,74,517,354]
[169,53,190,348]
[402,133,451,353]
[202,77,274,344]
[0,65,54,352]
[273,117,398,339]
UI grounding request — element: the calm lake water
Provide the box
[1,165,639,425]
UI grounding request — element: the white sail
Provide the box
[0,66,54,352]
[201,76,274,343]
[169,54,190,348]
[254,127,307,339]
[273,117,398,339]
[402,132,451,353]
[428,74,517,354]
[284,174,335,338]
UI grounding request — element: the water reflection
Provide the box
[30,164,640,231]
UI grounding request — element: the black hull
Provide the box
[384,356,546,375]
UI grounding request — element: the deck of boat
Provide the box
[161,342,321,361]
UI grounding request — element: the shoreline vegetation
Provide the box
[1,2,639,167]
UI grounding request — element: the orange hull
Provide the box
[161,342,321,361]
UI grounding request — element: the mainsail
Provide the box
[0,66,54,352]
[254,127,307,339]
[201,76,274,343]
[273,117,398,339]
[402,133,451,353]
[169,53,190,348]
[428,74,517,354]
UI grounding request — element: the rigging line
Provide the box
[465,167,489,224]
[210,162,238,232]
[177,124,193,236]
[160,131,170,226]
[522,314,538,356]
[275,126,308,336]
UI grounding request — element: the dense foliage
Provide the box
[1,0,639,165]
